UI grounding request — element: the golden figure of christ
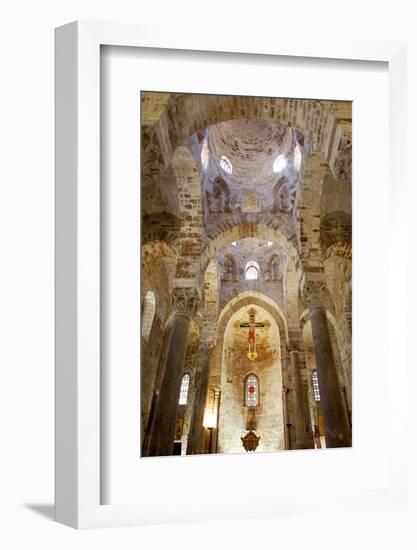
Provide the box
[233,308,271,361]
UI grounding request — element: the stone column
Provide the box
[304,280,351,448]
[288,341,313,449]
[186,341,214,455]
[148,287,198,457]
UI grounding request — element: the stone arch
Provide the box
[214,294,287,453]
[141,240,178,299]
[200,222,298,288]
[297,152,351,275]
[154,96,351,179]
[217,291,289,346]
[141,240,178,352]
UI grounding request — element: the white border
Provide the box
[103,47,390,505]
[55,21,407,528]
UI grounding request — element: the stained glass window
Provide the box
[312,370,320,401]
[179,374,190,405]
[245,374,259,407]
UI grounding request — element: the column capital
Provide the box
[196,341,215,359]
[302,277,327,308]
[286,340,300,353]
[171,286,199,316]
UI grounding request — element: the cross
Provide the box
[233,308,271,361]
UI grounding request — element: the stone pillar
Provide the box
[186,341,214,455]
[288,342,314,449]
[304,280,351,448]
[148,287,198,457]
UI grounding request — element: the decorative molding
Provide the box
[287,340,300,353]
[199,340,216,357]
[171,287,199,316]
[302,279,327,308]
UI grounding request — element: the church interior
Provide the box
[140,92,352,457]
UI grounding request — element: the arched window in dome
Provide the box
[141,291,156,341]
[200,139,209,170]
[244,373,259,407]
[245,260,260,281]
[273,154,287,173]
[178,373,190,405]
[312,370,321,401]
[293,142,302,171]
[220,155,233,175]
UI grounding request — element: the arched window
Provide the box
[273,154,286,173]
[245,260,260,281]
[244,373,259,407]
[200,139,209,170]
[293,142,302,171]
[141,291,156,340]
[220,155,233,175]
[312,370,321,401]
[178,374,190,405]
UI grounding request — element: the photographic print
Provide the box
[140,92,352,457]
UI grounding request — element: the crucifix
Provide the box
[233,308,271,361]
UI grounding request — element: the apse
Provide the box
[217,303,284,454]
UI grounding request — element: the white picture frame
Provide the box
[55,21,407,529]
